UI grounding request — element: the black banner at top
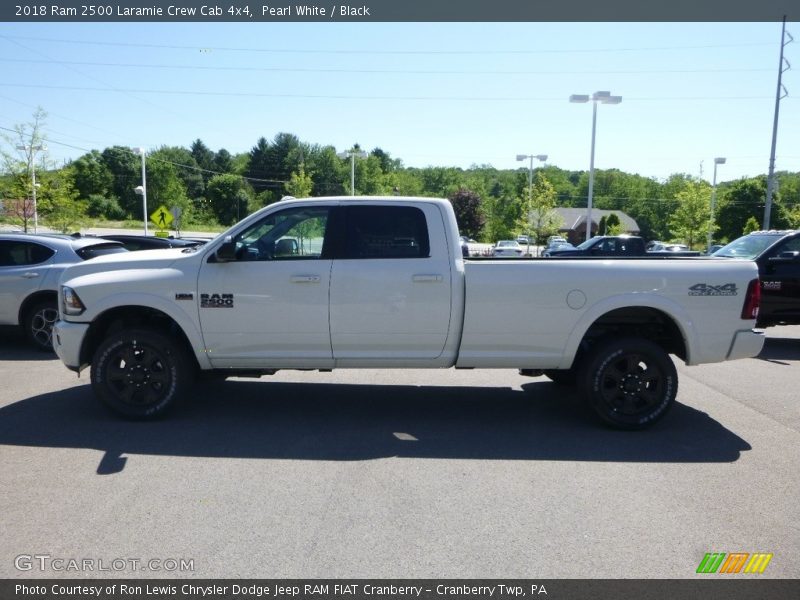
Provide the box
[1,0,796,22]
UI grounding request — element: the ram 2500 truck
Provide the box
[53,197,764,429]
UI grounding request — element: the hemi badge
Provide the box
[175,293,194,301]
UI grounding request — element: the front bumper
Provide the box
[726,328,765,361]
[53,320,90,372]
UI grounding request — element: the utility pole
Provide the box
[763,16,792,229]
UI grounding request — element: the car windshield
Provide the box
[575,237,600,250]
[498,241,518,247]
[712,234,783,259]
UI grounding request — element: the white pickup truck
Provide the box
[53,197,764,429]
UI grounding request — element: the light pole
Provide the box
[16,144,47,233]
[337,149,367,196]
[570,91,622,241]
[515,153,548,255]
[131,147,148,235]
[707,157,726,251]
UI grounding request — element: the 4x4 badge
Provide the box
[689,283,738,296]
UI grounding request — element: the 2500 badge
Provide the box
[201,293,234,308]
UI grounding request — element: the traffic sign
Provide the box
[150,205,173,229]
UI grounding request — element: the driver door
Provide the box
[197,205,334,368]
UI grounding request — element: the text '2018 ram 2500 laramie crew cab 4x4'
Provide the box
[53,197,764,429]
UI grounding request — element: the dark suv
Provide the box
[711,230,800,328]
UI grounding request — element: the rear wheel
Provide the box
[24,300,59,352]
[581,337,677,429]
[91,328,194,419]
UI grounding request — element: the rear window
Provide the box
[344,206,430,259]
[0,241,55,266]
[76,244,128,260]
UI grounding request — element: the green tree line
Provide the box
[2,112,799,247]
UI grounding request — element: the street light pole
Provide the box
[515,153,548,255]
[570,91,622,241]
[16,144,46,233]
[707,157,726,251]
[337,149,367,196]
[132,147,148,235]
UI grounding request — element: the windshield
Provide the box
[576,237,600,250]
[712,234,783,260]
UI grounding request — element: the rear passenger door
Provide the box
[329,204,452,362]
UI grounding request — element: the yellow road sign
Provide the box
[150,205,173,228]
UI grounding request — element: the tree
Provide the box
[605,213,625,235]
[285,165,313,198]
[517,173,562,253]
[206,174,253,225]
[0,107,48,232]
[668,180,712,248]
[152,146,204,200]
[448,188,484,239]
[70,150,114,200]
[742,216,761,235]
[38,168,88,233]
[100,146,141,217]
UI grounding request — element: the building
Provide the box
[553,208,640,245]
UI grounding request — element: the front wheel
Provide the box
[24,300,59,352]
[581,337,677,430]
[90,328,194,419]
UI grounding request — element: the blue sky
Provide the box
[0,21,797,184]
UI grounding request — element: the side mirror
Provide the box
[215,238,237,262]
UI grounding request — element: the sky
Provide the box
[0,21,797,186]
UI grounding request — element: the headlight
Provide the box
[61,286,86,316]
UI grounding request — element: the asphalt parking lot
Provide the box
[1,326,798,579]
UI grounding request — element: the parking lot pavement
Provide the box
[1,327,798,578]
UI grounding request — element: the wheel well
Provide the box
[578,307,687,363]
[19,291,58,325]
[80,306,198,368]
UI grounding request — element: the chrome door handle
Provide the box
[290,275,321,283]
[412,274,443,283]
[22,272,40,279]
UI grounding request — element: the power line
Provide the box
[0,57,774,76]
[0,83,785,103]
[0,34,776,55]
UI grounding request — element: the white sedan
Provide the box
[492,240,524,257]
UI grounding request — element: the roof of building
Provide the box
[553,208,640,233]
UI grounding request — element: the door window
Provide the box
[232,206,330,261]
[0,241,54,266]
[343,206,430,259]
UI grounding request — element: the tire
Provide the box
[24,300,59,352]
[90,328,194,419]
[581,337,677,430]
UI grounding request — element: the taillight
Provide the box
[741,278,760,320]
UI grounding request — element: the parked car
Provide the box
[544,235,700,258]
[493,240,524,257]
[711,229,800,328]
[516,235,530,245]
[89,234,203,252]
[0,233,126,350]
[546,235,568,248]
